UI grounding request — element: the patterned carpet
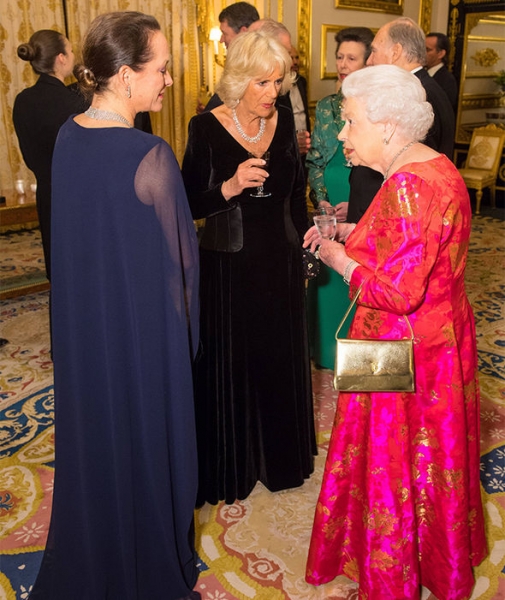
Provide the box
[0,229,48,296]
[0,216,504,600]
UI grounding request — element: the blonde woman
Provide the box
[182,30,316,507]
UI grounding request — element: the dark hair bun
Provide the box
[17,43,36,62]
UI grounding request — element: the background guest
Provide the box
[13,29,87,280]
[345,16,457,229]
[367,17,455,158]
[288,45,311,157]
[304,65,486,599]
[30,12,201,600]
[199,1,259,112]
[426,32,458,113]
[182,30,316,507]
[305,26,373,370]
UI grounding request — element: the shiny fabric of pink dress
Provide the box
[306,155,487,600]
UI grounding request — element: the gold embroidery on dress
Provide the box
[370,549,398,571]
[343,557,360,581]
[426,463,464,492]
[364,505,398,536]
[329,444,361,476]
[412,427,439,449]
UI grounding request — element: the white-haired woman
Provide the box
[304,65,486,600]
[182,30,316,507]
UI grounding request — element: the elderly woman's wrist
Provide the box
[343,259,359,285]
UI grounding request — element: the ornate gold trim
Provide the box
[461,94,501,110]
[335,0,403,15]
[321,25,339,80]
[418,0,433,34]
[298,0,311,86]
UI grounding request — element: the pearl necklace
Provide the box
[232,108,266,144]
[85,107,133,128]
[383,141,416,183]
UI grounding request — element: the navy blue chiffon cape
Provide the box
[30,118,200,599]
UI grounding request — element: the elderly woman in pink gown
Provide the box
[303,65,486,600]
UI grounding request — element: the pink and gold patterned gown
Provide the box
[306,155,487,600]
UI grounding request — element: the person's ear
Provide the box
[390,43,403,64]
[119,66,132,98]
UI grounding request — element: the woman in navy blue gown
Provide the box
[30,12,200,600]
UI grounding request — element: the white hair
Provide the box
[342,64,434,142]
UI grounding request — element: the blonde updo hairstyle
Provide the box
[73,11,160,101]
[342,65,434,142]
[215,30,295,108]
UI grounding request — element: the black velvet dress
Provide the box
[182,105,316,507]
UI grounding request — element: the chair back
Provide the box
[465,124,505,175]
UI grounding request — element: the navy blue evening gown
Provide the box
[30,118,200,599]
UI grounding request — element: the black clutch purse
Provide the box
[302,248,320,279]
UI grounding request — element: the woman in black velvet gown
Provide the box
[182,30,316,507]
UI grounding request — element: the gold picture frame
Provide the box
[321,24,378,80]
[335,0,403,15]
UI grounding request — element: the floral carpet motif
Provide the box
[0,214,504,600]
[0,230,47,293]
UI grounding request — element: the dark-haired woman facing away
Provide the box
[13,30,86,280]
[29,12,201,600]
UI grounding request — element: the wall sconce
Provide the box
[209,26,225,67]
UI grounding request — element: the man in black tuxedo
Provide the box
[426,32,458,113]
[346,17,456,224]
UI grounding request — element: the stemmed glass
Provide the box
[248,151,271,198]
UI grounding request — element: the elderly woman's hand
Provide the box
[221,157,268,200]
[318,239,349,274]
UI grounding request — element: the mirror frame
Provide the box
[455,10,505,144]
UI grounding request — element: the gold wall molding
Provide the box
[335,0,403,14]
[298,0,311,82]
[418,0,433,34]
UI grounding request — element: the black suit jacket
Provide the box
[431,65,458,114]
[414,68,455,159]
[13,74,88,277]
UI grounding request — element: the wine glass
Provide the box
[248,151,271,198]
[313,214,336,241]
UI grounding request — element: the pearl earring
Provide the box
[126,85,131,99]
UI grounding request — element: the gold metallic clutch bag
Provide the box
[333,284,415,393]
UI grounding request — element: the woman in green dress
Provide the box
[306,27,374,368]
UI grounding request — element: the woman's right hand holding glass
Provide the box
[221,156,269,201]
